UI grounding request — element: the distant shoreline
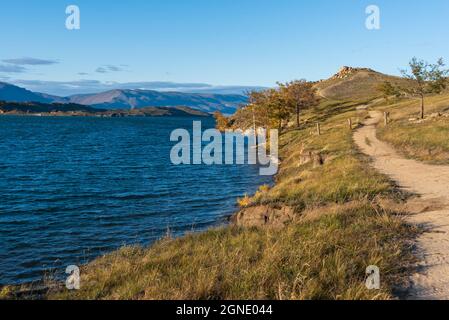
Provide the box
[0,105,213,118]
[0,112,212,118]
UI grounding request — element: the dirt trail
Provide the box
[354,111,449,300]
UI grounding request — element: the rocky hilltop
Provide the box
[314,66,411,100]
[329,66,377,80]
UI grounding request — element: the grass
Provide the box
[377,93,449,165]
[252,106,393,210]
[49,201,415,300]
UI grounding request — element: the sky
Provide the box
[1,0,449,96]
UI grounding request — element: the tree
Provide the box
[279,80,320,127]
[265,89,291,131]
[401,57,449,119]
[376,81,400,102]
[213,111,230,131]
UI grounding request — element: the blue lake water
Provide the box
[0,116,271,285]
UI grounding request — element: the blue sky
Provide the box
[1,0,449,96]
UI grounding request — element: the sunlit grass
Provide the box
[50,200,415,300]
[378,93,449,164]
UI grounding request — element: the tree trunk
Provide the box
[420,95,425,119]
[296,105,300,128]
[252,108,258,149]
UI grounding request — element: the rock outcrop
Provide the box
[330,66,376,80]
[232,205,296,228]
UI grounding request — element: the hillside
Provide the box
[0,82,64,104]
[314,67,413,101]
[0,101,99,114]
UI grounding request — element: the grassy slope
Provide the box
[41,99,417,300]
[377,93,449,165]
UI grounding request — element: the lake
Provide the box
[0,116,271,285]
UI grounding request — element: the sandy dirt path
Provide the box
[354,111,449,300]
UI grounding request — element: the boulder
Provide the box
[232,205,296,228]
[298,151,324,167]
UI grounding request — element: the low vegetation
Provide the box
[378,93,449,165]
[49,201,414,300]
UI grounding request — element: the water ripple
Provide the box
[0,116,272,285]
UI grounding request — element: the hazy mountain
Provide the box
[68,89,247,114]
[0,82,66,104]
[181,86,266,95]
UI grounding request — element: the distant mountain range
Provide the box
[0,82,249,114]
[0,101,212,118]
[0,82,65,104]
[68,90,247,113]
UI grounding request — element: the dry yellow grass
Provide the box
[377,93,449,164]
[50,200,415,300]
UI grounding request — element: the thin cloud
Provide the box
[95,67,108,74]
[95,65,126,73]
[0,64,27,73]
[2,57,59,66]
[106,65,122,72]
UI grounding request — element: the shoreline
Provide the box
[0,105,213,118]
